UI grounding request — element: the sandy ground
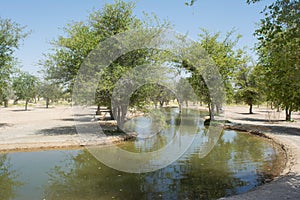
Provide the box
[0,105,132,152]
[1,104,300,199]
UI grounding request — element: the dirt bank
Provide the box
[0,105,135,153]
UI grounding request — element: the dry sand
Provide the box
[0,105,132,152]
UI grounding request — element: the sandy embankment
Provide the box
[0,105,134,152]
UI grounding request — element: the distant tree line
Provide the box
[1,0,299,122]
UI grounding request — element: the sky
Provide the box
[0,0,272,76]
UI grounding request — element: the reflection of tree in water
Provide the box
[123,108,182,152]
[181,131,247,199]
[0,154,22,200]
[184,130,279,198]
[44,150,145,200]
[230,132,280,187]
[43,132,273,200]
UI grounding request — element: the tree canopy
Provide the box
[0,18,28,105]
[12,72,38,111]
[253,0,300,120]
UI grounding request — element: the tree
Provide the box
[234,65,263,114]
[185,0,197,6]
[12,72,38,111]
[42,0,139,94]
[252,0,300,121]
[176,78,197,107]
[0,18,28,106]
[43,0,171,130]
[38,82,62,108]
[42,0,140,125]
[182,29,249,120]
[0,83,15,107]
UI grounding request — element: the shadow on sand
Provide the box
[11,109,32,112]
[238,117,285,123]
[36,125,77,135]
[0,123,11,128]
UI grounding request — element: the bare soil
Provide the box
[0,105,133,152]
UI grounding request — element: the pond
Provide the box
[0,109,284,200]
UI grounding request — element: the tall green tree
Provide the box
[42,0,139,93]
[234,65,263,114]
[42,0,140,126]
[12,72,38,111]
[252,0,300,120]
[43,0,170,129]
[0,18,28,106]
[182,29,249,120]
[176,78,197,107]
[38,82,62,108]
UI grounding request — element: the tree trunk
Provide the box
[185,100,188,107]
[216,104,221,114]
[270,102,273,110]
[166,100,169,106]
[46,98,49,108]
[96,104,101,115]
[114,105,128,131]
[249,104,253,114]
[110,109,115,120]
[285,106,292,121]
[159,100,164,108]
[25,100,29,111]
[209,102,215,120]
[177,98,182,113]
[4,100,8,108]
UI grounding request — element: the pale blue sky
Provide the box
[0,0,272,75]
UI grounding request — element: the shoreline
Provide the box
[225,123,290,180]
[0,134,136,154]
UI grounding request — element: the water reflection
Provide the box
[0,154,22,200]
[122,108,201,153]
[42,131,279,200]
